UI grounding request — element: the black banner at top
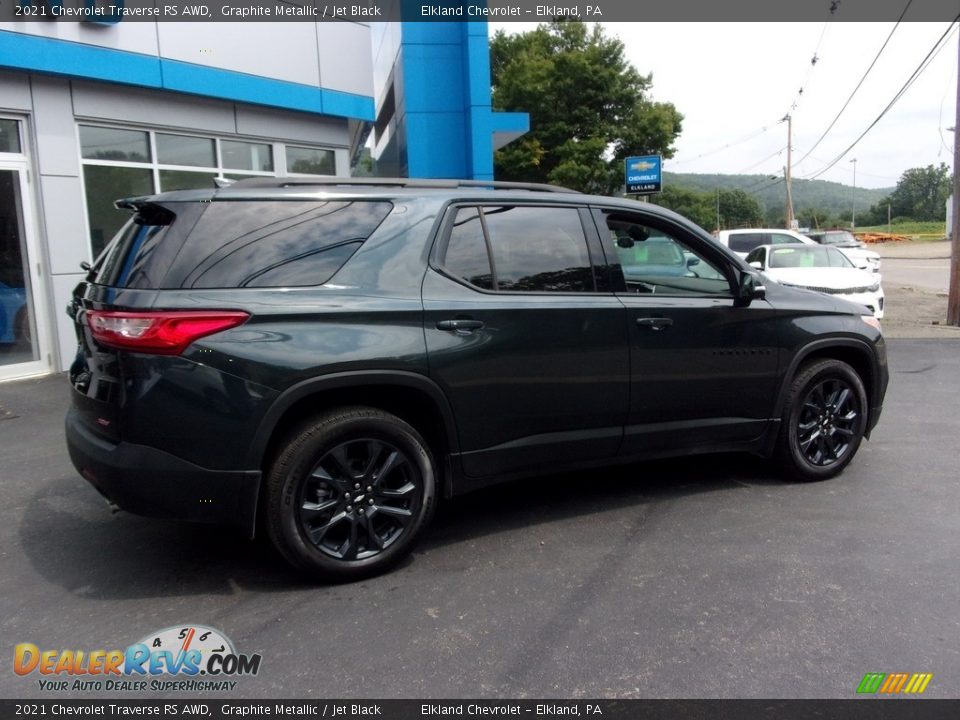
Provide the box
[1,0,959,22]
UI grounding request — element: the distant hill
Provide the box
[664,172,893,221]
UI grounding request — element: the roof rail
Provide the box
[227,176,580,194]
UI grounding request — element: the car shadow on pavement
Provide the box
[424,453,782,551]
[19,454,784,598]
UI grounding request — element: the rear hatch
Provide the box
[68,200,206,443]
[67,191,393,442]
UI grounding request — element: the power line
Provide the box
[733,145,787,174]
[782,22,831,117]
[666,126,772,168]
[804,18,959,181]
[794,3,913,169]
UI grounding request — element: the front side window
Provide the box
[441,205,595,293]
[602,212,730,296]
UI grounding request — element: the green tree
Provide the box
[717,189,764,229]
[491,21,683,195]
[885,164,952,221]
[651,186,715,231]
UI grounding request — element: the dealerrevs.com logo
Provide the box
[13,625,262,693]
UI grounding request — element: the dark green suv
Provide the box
[66,178,887,580]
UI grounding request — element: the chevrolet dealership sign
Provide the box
[625,155,662,194]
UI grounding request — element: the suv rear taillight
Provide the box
[85,310,249,355]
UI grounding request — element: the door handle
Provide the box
[436,319,485,332]
[635,317,673,331]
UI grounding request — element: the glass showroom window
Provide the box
[79,124,336,257]
[286,146,335,176]
[80,126,155,255]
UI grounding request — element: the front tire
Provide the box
[776,359,868,482]
[266,407,436,581]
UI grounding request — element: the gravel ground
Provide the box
[872,240,958,339]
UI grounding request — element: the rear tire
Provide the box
[775,359,868,482]
[266,406,436,581]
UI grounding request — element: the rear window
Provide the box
[728,233,767,253]
[96,200,392,289]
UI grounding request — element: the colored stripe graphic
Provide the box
[903,673,933,694]
[856,672,933,694]
[856,673,885,693]
[880,673,909,694]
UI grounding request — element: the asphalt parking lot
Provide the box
[1,338,958,700]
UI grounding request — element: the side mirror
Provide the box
[616,236,635,249]
[686,256,701,268]
[736,270,766,306]
[749,261,763,270]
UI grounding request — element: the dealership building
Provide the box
[0,16,528,380]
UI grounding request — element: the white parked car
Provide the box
[715,228,815,258]
[804,229,881,275]
[745,244,884,319]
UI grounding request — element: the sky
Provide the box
[490,22,959,189]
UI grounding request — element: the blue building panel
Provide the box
[401,44,466,112]
[397,21,465,45]
[405,113,467,178]
[395,20,529,180]
[0,30,162,88]
[0,30,374,122]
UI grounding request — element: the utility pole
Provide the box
[849,158,857,229]
[783,114,795,229]
[715,187,720,233]
[950,34,960,326]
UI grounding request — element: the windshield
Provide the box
[768,246,854,269]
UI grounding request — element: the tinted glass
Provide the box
[0,119,21,153]
[175,200,391,288]
[483,206,593,292]
[728,233,766,252]
[286,146,335,175]
[80,126,150,162]
[444,207,493,290]
[156,134,216,167]
[603,213,730,296]
[96,203,205,289]
[222,140,274,172]
[96,201,390,289]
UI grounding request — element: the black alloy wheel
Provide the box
[266,407,436,580]
[777,359,868,481]
[298,437,422,561]
[795,377,860,466]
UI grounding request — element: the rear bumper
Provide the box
[65,407,261,537]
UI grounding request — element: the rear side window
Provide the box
[98,200,392,289]
[442,205,596,293]
[728,233,767,253]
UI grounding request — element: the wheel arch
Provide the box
[249,371,460,500]
[773,338,879,426]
